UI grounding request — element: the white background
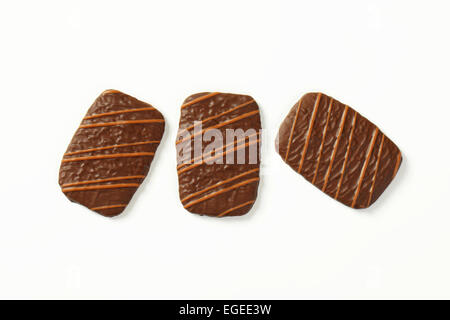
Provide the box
[0,0,449,299]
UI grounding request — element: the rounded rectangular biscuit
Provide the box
[176,92,261,217]
[59,89,165,217]
[276,92,402,209]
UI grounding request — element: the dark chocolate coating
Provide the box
[176,92,261,217]
[59,90,165,217]
[276,92,402,209]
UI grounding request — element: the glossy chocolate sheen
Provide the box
[176,92,261,217]
[276,92,402,209]
[59,90,165,217]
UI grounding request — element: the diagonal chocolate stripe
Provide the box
[177,131,260,168]
[65,141,160,156]
[183,99,255,132]
[62,183,140,193]
[285,99,302,161]
[62,152,154,163]
[62,175,145,188]
[91,204,128,211]
[181,168,259,203]
[183,178,260,209]
[297,93,322,173]
[334,111,357,199]
[322,105,349,191]
[392,152,402,179]
[312,98,334,184]
[177,139,260,175]
[79,119,164,129]
[367,134,385,206]
[217,200,256,217]
[181,92,220,109]
[176,110,260,145]
[84,107,156,120]
[351,128,379,207]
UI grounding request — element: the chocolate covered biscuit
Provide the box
[276,92,401,209]
[176,92,261,217]
[59,90,165,217]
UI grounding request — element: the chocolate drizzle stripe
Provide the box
[102,89,121,94]
[64,141,160,156]
[351,128,379,207]
[181,92,220,109]
[62,152,154,163]
[183,178,260,209]
[334,112,358,198]
[181,168,260,203]
[367,134,385,206]
[91,204,127,211]
[83,107,156,120]
[284,99,302,161]
[297,93,322,173]
[393,152,402,179]
[312,98,334,184]
[176,110,260,145]
[177,139,260,175]
[79,119,164,129]
[62,175,146,188]
[183,99,255,132]
[322,105,349,191]
[62,183,140,192]
[177,132,259,168]
[217,200,255,217]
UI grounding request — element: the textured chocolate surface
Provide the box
[59,90,165,217]
[176,92,261,217]
[276,92,402,209]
